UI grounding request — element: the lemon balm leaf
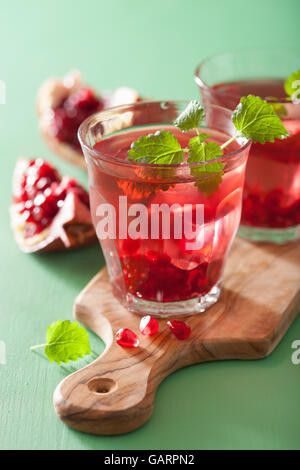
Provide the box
[188,139,224,171]
[45,320,91,365]
[128,130,184,164]
[195,174,224,197]
[188,139,224,195]
[31,320,91,365]
[194,132,210,143]
[174,100,205,132]
[232,95,289,144]
[126,97,288,197]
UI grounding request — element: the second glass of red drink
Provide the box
[195,48,300,243]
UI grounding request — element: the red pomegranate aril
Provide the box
[116,328,140,348]
[51,108,76,144]
[14,188,28,204]
[60,177,90,208]
[36,177,51,191]
[35,160,59,179]
[139,315,159,336]
[64,87,102,113]
[34,192,59,217]
[21,209,34,223]
[51,87,103,149]
[52,180,67,200]
[167,320,191,340]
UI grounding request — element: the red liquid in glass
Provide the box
[90,126,246,303]
[210,79,300,229]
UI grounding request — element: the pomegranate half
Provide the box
[36,70,141,168]
[11,158,97,253]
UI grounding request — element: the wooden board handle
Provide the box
[53,274,200,435]
[54,342,158,435]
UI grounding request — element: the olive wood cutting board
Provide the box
[53,237,300,435]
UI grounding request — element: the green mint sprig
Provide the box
[127,96,288,195]
[30,319,91,365]
[232,95,289,144]
[284,70,300,99]
[173,100,205,131]
[188,138,224,196]
[128,130,184,164]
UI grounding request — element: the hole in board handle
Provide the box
[88,378,117,395]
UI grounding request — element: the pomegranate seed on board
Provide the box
[139,315,159,336]
[167,320,191,340]
[116,328,140,348]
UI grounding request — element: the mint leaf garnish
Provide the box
[195,174,223,196]
[188,139,223,170]
[30,320,91,365]
[188,139,224,195]
[193,132,210,143]
[126,97,288,197]
[128,130,184,164]
[174,100,205,131]
[232,95,289,143]
[284,70,300,98]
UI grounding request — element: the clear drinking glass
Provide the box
[79,100,250,317]
[195,48,300,243]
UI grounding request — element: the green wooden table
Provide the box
[1,0,299,450]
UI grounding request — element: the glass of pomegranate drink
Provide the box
[79,100,250,317]
[195,48,300,243]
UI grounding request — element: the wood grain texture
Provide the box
[53,237,300,435]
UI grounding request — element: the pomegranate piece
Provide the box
[14,158,90,236]
[116,328,140,348]
[37,70,142,168]
[167,320,191,340]
[139,315,159,336]
[11,158,96,253]
[50,87,103,150]
[64,87,102,113]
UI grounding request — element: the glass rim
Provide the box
[78,99,251,169]
[195,46,300,104]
